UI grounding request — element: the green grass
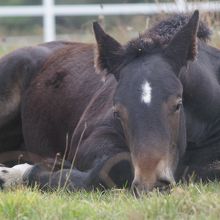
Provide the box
[1,182,220,220]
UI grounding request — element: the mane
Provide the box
[125,13,211,56]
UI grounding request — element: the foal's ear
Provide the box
[93,22,124,81]
[164,10,199,74]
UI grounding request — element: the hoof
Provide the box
[0,163,33,189]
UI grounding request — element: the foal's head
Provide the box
[93,11,199,194]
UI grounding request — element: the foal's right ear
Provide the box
[93,22,125,81]
[164,10,199,75]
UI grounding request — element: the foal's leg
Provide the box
[0,152,132,190]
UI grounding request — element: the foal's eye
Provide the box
[174,100,182,112]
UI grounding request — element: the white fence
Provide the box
[0,0,219,42]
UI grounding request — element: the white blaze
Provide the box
[141,81,152,104]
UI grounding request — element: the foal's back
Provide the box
[22,42,104,157]
[0,41,72,155]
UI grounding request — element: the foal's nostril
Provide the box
[158,178,171,186]
[131,177,173,195]
[155,178,172,190]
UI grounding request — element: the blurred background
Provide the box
[0,0,219,55]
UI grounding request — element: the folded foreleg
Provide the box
[0,152,133,191]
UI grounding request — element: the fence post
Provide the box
[43,0,55,42]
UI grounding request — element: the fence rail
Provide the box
[0,0,219,42]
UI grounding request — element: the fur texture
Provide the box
[126,13,210,58]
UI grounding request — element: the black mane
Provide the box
[125,13,211,56]
[147,14,211,44]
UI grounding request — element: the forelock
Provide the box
[124,13,211,59]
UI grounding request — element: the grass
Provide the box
[0,182,220,219]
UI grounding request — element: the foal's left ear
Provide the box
[93,22,125,81]
[164,10,199,75]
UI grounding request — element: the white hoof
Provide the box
[0,163,33,189]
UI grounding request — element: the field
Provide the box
[0,10,220,220]
[0,11,220,54]
[0,182,220,220]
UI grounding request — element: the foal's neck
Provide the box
[181,41,220,144]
